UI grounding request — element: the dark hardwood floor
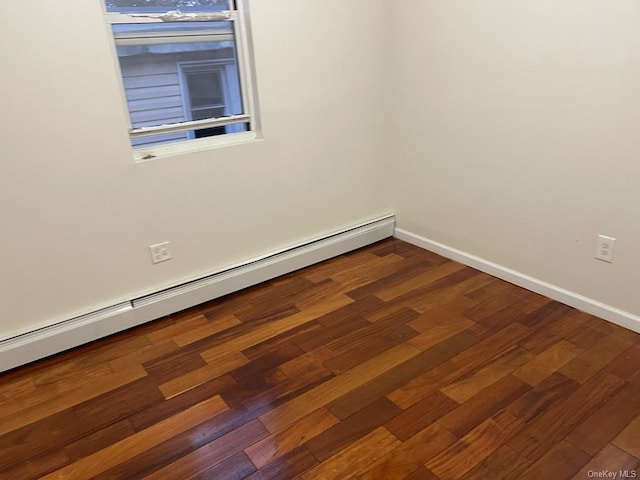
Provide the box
[1,238,640,479]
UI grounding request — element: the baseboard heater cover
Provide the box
[0,215,394,373]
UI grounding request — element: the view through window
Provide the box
[104,0,254,154]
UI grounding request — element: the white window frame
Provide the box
[104,0,259,161]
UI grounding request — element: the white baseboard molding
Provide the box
[395,228,640,334]
[0,215,395,373]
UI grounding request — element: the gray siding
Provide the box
[119,48,236,148]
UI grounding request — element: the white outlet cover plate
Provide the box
[150,242,172,264]
[595,235,616,263]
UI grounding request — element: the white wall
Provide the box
[390,0,640,315]
[5,0,640,342]
[0,0,391,339]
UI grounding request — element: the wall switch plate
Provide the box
[150,241,172,264]
[595,235,616,263]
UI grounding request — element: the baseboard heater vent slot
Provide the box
[131,215,395,323]
[0,214,394,372]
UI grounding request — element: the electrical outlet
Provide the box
[150,241,172,264]
[595,235,616,263]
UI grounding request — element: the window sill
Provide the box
[133,130,259,163]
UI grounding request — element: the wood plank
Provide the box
[191,451,256,480]
[388,323,530,410]
[463,293,523,323]
[245,407,339,469]
[325,307,419,355]
[303,250,386,283]
[0,376,161,471]
[272,294,355,333]
[345,258,437,300]
[0,361,146,427]
[410,271,495,314]
[512,340,583,385]
[40,395,229,480]
[243,446,318,480]
[613,413,640,459]
[301,427,400,480]
[517,309,591,354]
[358,422,456,480]
[323,323,417,375]
[328,251,407,293]
[375,261,467,302]
[565,378,640,455]
[0,375,36,404]
[144,350,207,385]
[385,391,459,441]
[518,302,575,332]
[440,347,533,403]
[200,324,279,365]
[97,408,258,479]
[159,351,249,399]
[467,306,528,335]
[425,411,524,480]
[277,346,334,383]
[305,396,402,462]
[460,445,532,480]
[259,343,421,433]
[571,444,640,480]
[294,317,371,353]
[508,372,625,461]
[565,315,613,349]
[145,314,209,344]
[605,344,640,381]
[505,372,580,423]
[439,374,531,437]
[404,466,440,480]
[0,449,70,480]
[516,441,590,480]
[509,289,553,314]
[406,298,476,332]
[173,314,241,347]
[65,420,136,460]
[407,315,476,351]
[129,374,236,431]
[559,334,632,383]
[141,419,268,480]
[328,331,478,419]
[232,343,304,383]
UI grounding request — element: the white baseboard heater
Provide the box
[0,215,395,373]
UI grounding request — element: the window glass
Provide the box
[104,0,254,155]
[113,21,244,147]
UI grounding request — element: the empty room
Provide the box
[1,0,639,478]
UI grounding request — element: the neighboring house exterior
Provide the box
[112,6,244,147]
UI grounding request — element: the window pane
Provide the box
[105,0,230,13]
[113,21,233,42]
[191,107,225,120]
[186,71,224,107]
[114,22,244,133]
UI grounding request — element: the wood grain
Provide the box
[40,396,228,479]
[1,238,638,480]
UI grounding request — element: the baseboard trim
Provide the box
[0,215,395,373]
[395,228,640,334]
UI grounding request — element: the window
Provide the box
[103,0,257,159]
